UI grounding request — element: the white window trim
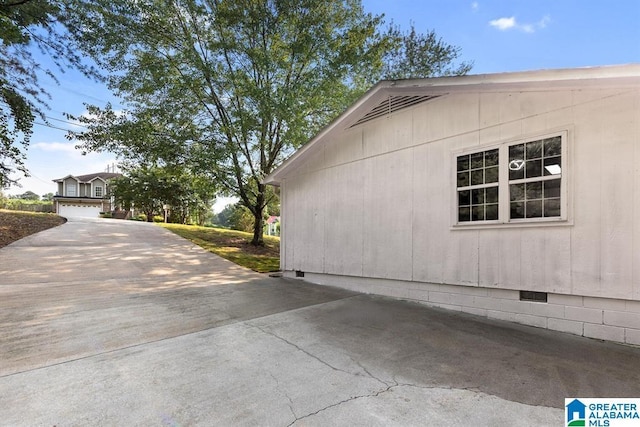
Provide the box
[94,186,103,198]
[66,182,77,197]
[451,129,571,229]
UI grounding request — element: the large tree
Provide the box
[111,164,216,224]
[67,0,471,245]
[0,0,98,188]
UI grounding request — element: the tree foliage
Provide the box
[0,0,99,188]
[65,0,471,245]
[16,190,39,200]
[382,23,472,79]
[111,165,215,224]
[215,202,254,232]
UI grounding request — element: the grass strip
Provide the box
[160,223,280,273]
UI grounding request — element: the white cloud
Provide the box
[489,15,551,33]
[471,2,479,11]
[32,142,77,153]
[538,15,551,29]
[520,23,535,33]
[489,16,516,31]
[32,141,114,165]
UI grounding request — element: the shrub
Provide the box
[3,199,54,213]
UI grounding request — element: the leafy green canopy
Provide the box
[66,0,471,244]
[0,0,99,188]
[110,165,216,224]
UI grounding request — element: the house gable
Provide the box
[265,64,640,186]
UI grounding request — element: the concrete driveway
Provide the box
[1,218,639,426]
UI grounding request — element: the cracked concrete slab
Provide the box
[1,218,639,425]
[290,384,563,426]
[0,311,562,426]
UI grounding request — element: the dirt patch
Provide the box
[0,210,66,248]
[238,240,279,257]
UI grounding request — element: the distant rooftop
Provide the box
[53,172,122,183]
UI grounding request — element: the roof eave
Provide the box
[263,64,640,186]
[52,174,78,183]
[263,81,392,185]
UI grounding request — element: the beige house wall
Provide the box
[280,86,640,344]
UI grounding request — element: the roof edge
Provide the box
[263,64,640,186]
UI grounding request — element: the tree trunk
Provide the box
[251,186,265,246]
[251,209,264,246]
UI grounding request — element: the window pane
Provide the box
[457,155,469,172]
[471,169,484,186]
[470,152,484,169]
[511,202,524,219]
[510,183,525,201]
[485,149,499,167]
[525,159,542,178]
[544,136,561,157]
[543,157,562,175]
[458,190,470,206]
[486,186,499,203]
[472,206,484,221]
[472,188,485,205]
[486,204,498,220]
[544,198,561,217]
[526,140,542,159]
[485,166,499,183]
[457,172,469,187]
[526,181,543,200]
[509,166,524,181]
[525,200,543,218]
[459,207,471,222]
[544,179,561,198]
[509,144,524,161]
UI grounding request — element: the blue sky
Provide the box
[6,0,640,210]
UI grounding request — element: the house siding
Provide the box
[279,85,640,344]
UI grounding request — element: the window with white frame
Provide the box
[95,186,103,198]
[67,183,76,197]
[455,132,565,225]
[456,148,499,222]
[508,136,562,219]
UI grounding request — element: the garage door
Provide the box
[58,203,102,218]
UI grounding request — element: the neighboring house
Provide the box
[52,172,121,218]
[265,216,280,236]
[264,64,640,345]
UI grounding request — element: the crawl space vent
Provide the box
[519,291,548,303]
[349,94,442,128]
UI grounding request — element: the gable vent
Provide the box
[349,94,442,128]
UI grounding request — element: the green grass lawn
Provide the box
[160,223,280,273]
